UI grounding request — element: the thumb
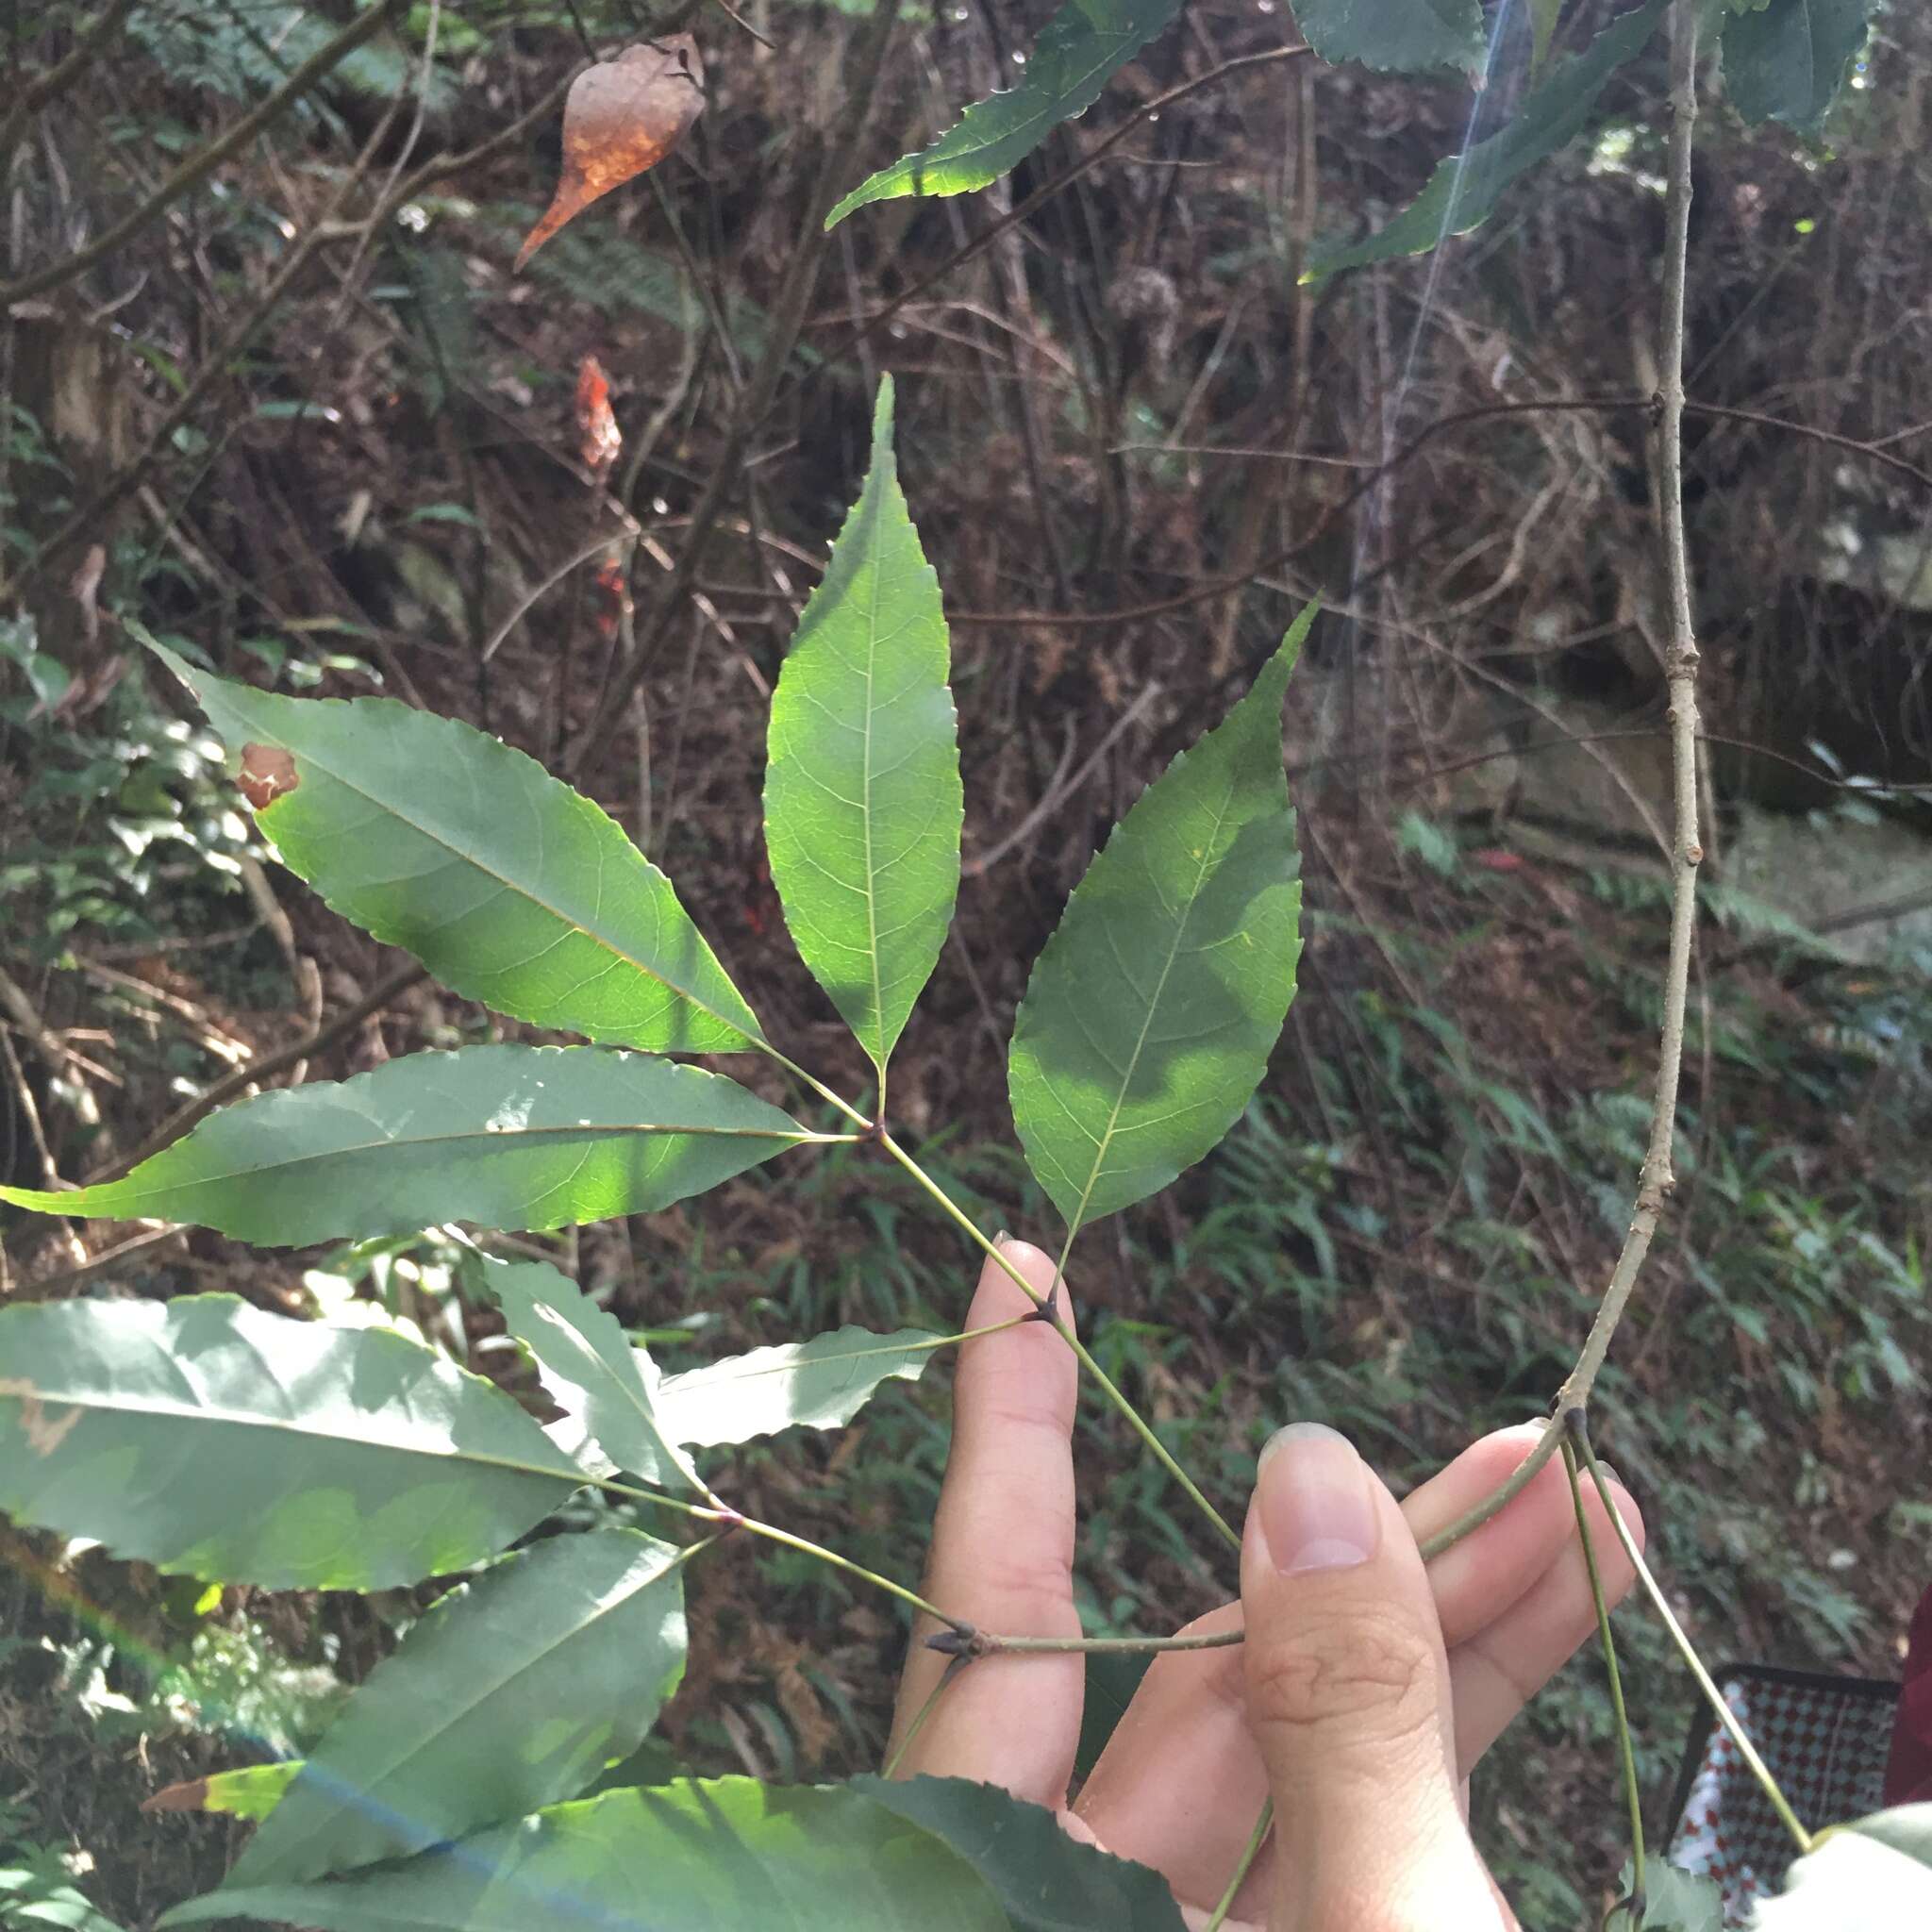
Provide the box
[1241,1424,1501,1932]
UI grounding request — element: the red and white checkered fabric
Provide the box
[1666,1666,1899,1925]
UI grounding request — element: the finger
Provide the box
[886,1239,1083,1805]
[1075,1424,1592,1906]
[1448,1466,1644,1766]
[1073,1602,1257,1913]
[1407,1424,1591,1646]
[1241,1423,1498,1930]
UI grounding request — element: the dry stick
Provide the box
[0,0,141,172]
[567,0,904,776]
[0,0,406,308]
[6,60,584,605]
[947,394,1932,629]
[802,42,1311,383]
[85,959,426,1185]
[962,681,1161,878]
[1424,1,1709,1562]
[8,1224,185,1299]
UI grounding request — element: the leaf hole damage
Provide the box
[238,743,300,811]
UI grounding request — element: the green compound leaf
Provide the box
[1721,0,1877,135]
[657,1324,945,1447]
[1306,0,1667,283]
[852,1775,1188,1932]
[161,1779,1011,1931]
[825,0,1184,227]
[140,627,761,1053]
[229,1531,689,1887]
[1008,614,1308,1236]
[0,1294,582,1590]
[1294,0,1485,75]
[0,1046,810,1243]
[477,1252,697,1490]
[764,378,961,1083]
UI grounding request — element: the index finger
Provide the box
[885,1240,1084,1807]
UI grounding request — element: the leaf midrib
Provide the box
[67,1120,810,1213]
[5,1377,584,1480]
[225,683,760,1048]
[1066,775,1240,1238]
[257,1546,683,1873]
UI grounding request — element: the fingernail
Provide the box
[992,1229,1012,1250]
[1256,1423,1378,1574]
[1595,1461,1625,1491]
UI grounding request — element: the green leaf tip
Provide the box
[1721,0,1878,136]
[824,0,1186,228]
[1293,0,1486,77]
[764,375,961,1083]
[1008,609,1311,1235]
[1305,0,1668,284]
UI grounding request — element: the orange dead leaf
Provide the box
[142,1778,213,1815]
[516,37,706,273]
[575,354,621,474]
[238,743,299,811]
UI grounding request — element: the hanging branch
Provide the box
[1424,0,1707,1559]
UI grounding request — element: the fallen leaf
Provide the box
[516,37,706,272]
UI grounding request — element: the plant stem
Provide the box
[1561,1440,1645,1921]
[876,1128,1241,1552]
[939,1626,1242,1658]
[1424,0,1707,1562]
[881,1656,967,1778]
[732,1512,966,1632]
[760,1043,875,1133]
[1205,1800,1272,1932]
[1574,1432,1812,1857]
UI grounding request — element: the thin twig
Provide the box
[8,1224,186,1299]
[0,0,407,308]
[805,43,1310,378]
[1204,1800,1271,1932]
[1575,1426,1812,1856]
[0,0,141,171]
[1424,1,1709,1560]
[927,1624,1242,1658]
[1561,1437,1646,1924]
[86,960,426,1185]
[947,393,1932,629]
[963,683,1160,878]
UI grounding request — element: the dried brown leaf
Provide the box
[516,37,706,273]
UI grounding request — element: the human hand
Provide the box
[888,1241,1647,1929]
